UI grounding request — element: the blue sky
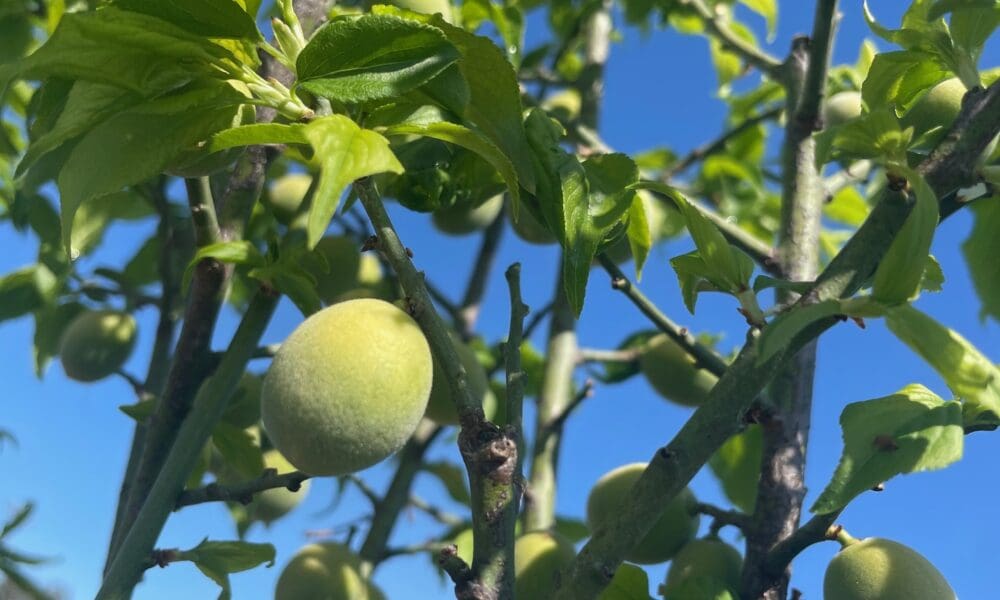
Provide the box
[2,1,999,598]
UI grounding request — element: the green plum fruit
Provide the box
[261,299,433,476]
[424,332,490,425]
[586,463,700,564]
[432,194,504,235]
[508,202,557,245]
[514,531,576,600]
[823,91,863,128]
[275,542,385,600]
[661,537,742,598]
[59,310,137,382]
[266,173,313,225]
[639,334,718,407]
[823,537,955,600]
[249,449,310,524]
[900,78,966,142]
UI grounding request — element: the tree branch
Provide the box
[598,254,728,377]
[355,179,518,599]
[764,510,843,577]
[553,74,1000,600]
[98,289,280,599]
[666,106,783,178]
[504,263,529,499]
[175,470,311,509]
[680,0,783,77]
[694,502,751,532]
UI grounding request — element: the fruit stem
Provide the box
[832,526,859,549]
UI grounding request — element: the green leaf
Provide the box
[211,423,265,480]
[962,199,1000,322]
[204,123,309,153]
[177,539,275,600]
[301,115,404,248]
[824,185,869,227]
[1,503,33,539]
[553,516,590,545]
[820,106,912,168]
[183,241,266,292]
[708,425,763,513]
[738,0,777,39]
[861,51,950,112]
[811,384,963,514]
[885,305,1000,428]
[384,121,520,206]
[14,9,228,95]
[624,192,652,279]
[919,255,944,294]
[71,189,154,257]
[563,153,638,315]
[248,263,321,317]
[756,300,843,365]
[872,171,938,305]
[57,82,248,255]
[598,563,651,600]
[0,265,58,323]
[16,81,139,178]
[374,6,537,193]
[119,399,157,423]
[32,302,85,377]
[112,0,259,38]
[423,460,471,505]
[296,14,459,103]
[949,3,1000,56]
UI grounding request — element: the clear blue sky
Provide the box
[2,2,998,598]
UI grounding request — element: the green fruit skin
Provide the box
[424,332,490,425]
[222,373,263,428]
[823,538,956,600]
[432,194,504,235]
[823,91,863,128]
[261,299,433,476]
[508,202,557,245]
[662,538,742,598]
[390,0,454,23]
[59,310,137,382]
[514,531,577,600]
[900,78,966,141]
[639,334,718,407]
[266,173,313,225]
[250,450,310,524]
[586,463,700,564]
[275,542,385,600]
[309,236,363,305]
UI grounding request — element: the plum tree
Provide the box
[823,537,955,600]
[514,531,576,600]
[261,299,433,475]
[586,463,700,564]
[639,334,718,407]
[58,310,137,382]
[275,542,385,600]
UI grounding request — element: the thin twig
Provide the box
[408,495,465,527]
[505,263,529,507]
[175,470,311,509]
[764,510,843,576]
[544,379,595,435]
[666,107,783,178]
[598,254,728,377]
[576,347,641,365]
[694,502,751,532]
[680,0,783,77]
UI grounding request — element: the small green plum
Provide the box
[639,334,718,407]
[249,450,310,524]
[661,537,742,598]
[514,531,576,600]
[823,537,955,600]
[59,310,137,382]
[275,542,385,600]
[432,194,504,235]
[900,78,966,142]
[823,91,863,128]
[586,463,700,564]
[261,299,433,476]
[266,173,313,225]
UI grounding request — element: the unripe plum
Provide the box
[823,537,955,600]
[661,537,742,598]
[274,542,385,600]
[59,310,137,382]
[514,531,576,600]
[432,194,504,235]
[639,334,718,407]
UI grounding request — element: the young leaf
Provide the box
[119,399,157,423]
[708,425,763,513]
[204,123,309,153]
[885,305,1000,428]
[861,51,950,113]
[820,106,912,168]
[623,191,652,279]
[71,189,154,257]
[111,0,259,39]
[14,9,229,95]
[811,384,963,514]
[176,539,275,600]
[211,423,265,480]
[301,115,404,248]
[383,121,520,206]
[423,461,471,505]
[182,241,266,292]
[872,171,938,305]
[962,199,1000,322]
[296,14,460,104]
[0,265,58,324]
